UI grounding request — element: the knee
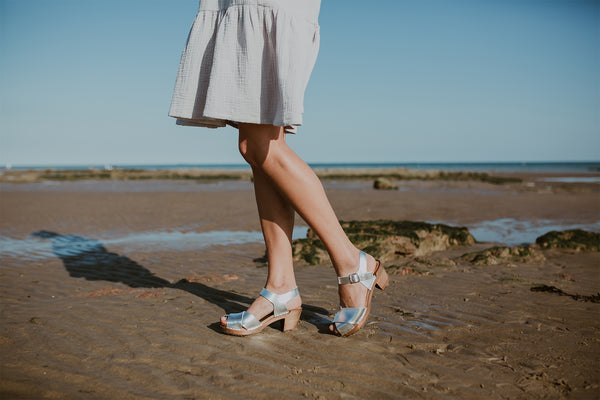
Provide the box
[238,136,269,168]
[238,124,282,168]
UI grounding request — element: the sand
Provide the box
[0,172,599,399]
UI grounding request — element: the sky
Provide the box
[1,0,599,166]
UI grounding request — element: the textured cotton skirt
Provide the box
[169,0,321,134]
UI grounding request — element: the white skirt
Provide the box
[169,0,321,134]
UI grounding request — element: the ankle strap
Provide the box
[260,287,299,317]
[337,251,375,289]
[337,272,374,285]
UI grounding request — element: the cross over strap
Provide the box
[336,251,375,290]
[225,311,261,331]
[260,287,300,317]
[333,307,367,336]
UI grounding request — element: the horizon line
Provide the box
[3,160,600,169]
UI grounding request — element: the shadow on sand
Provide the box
[32,230,330,331]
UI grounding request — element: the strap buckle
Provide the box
[347,273,360,284]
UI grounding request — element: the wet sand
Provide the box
[1,173,599,399]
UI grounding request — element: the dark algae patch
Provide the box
[0,168,522,184]
[40,170,113,181]
[292,236,327,265]
[458,245,546,266]
[0,168,252,183]
[37,169,249,182]
[455,230,599,266]
[437,171,522,184]
[339,220,474,245]
[316,170,522,185]
[535,229,600,252]
[531,285,600,303]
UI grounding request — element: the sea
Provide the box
[4,161,600,173]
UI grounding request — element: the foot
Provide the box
[221,286,302,326]
[329,252,378,333]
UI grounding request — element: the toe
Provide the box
[220,315,227,326]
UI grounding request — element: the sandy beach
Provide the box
[1,171,599,399]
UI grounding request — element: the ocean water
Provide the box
[2,220,599,261]
[4,162,600,173]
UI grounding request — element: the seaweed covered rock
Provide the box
[292,220,475,265]
[457,245,545,266]
[535,229,600,252]
[373,177,398,190]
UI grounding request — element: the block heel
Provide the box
[283,308,302,331]
[375,263,389,291]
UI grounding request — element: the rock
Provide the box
[292,220,475,265]
[457,245,545,266]
[373,177,398,190]
[535,229,600,252]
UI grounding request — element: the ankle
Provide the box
[335,249,377,277]
[264,280,297,294]
[333,247,362,276]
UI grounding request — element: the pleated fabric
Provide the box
[169,0,321,134]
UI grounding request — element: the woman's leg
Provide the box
[220,165,301,325]
[237,123,378,321]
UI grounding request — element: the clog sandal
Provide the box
[332,251,389,337]
[221,287,302,336]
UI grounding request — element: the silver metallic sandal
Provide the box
[332,251,389,337]
[220,287,302,336]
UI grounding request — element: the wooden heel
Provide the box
[375,262,389,291]
[283,308,302,331]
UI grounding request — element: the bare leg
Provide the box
[220,165,301,326]
[237,124,378,329]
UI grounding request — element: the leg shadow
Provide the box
[32,230,252,314]
[32,230,330,330]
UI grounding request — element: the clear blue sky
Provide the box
[1,0,598,166]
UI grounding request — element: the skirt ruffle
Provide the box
[169,0,321,134]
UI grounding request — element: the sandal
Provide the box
[220,287,302,336]
[332,251,389,337]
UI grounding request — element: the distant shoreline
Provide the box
[2,166,600,187]
[2,161,599,174]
